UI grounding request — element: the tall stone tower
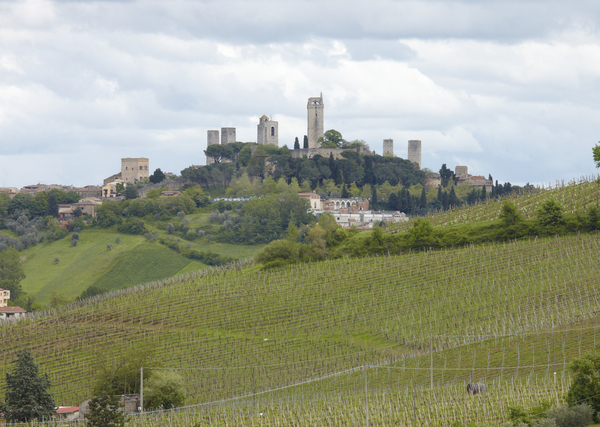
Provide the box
[257,115,279,146]
[307,94,324,148]
[408,140,421,169]
[383,139,394,156]
[121,158,149,183]
[206,130,220,165]
[221,127,236,145]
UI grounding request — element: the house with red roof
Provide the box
[0,289,26,321]
[55,406,80,420]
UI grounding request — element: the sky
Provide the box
[1,0,600,189]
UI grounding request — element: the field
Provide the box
[2,228,600,425]
[14,218,265,304]
[386,174,600,234]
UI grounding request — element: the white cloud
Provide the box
[1,0,600,187]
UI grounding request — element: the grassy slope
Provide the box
[1,232,599,414]
[15,214,264,304]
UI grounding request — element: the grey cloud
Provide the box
[343,39,416,61]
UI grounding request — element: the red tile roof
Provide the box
[56,406,79,414]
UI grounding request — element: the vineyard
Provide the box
[386,174,600,234]
[2,227,600,425]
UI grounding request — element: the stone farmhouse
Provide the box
[455,166,493,192]
[0,289,26,321]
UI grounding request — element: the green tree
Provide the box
[303,135,309,149]
[499,201,523,226]
[47,193,59,217]
[566,350,600,422]
[92,347,156,396]
[407,218,437,248]
[205,144,234,164]
[593,142,600,168]
[149,168,166,184]
[0,247,26,300]
[124,184,139,200]
[371,186,378,210]
[49,290,68,309]
[143,371,186,410]
[318,129,344,148]
[537,199,564,227]
[439,164,456,188]
[86,394,125,427]
[294,137,300,149]
[3,349,55,423]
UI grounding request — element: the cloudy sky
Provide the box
[1,0,600,188]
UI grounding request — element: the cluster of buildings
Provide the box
[204,94,423,167]
[298,191,408,229]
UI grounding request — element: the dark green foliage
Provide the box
[77,285,109,300]
[0,247,25,299]
[117,218,147,235]
[439,164,456,187]
[566,351,600,422]
[86,394,125,427]
[507,401,551,426]
[204,144,234,164]
[158,238,234,265]
[144,371,186,410]
[371,186,378,210]
[255,240,299,265]
[586,206,600,231]
[149,168,166,184]
[294,137,300,149]
[407,218,436,249]
[546,404,593,427]
[4,349,55,423]
[593,143,600,168]
[303,135,308,149]
[124,184,139,200]
[500,201,523,226]
[92,348,155,396]
[537,199,564,227]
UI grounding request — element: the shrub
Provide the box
[547,404,593,427]
[143,371,185,410]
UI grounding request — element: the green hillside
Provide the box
[2,229,600,425]
[13,217,265,304]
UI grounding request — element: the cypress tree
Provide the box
[86,394,125,427]
[421,187,427,207]
[482,185,487,200]
[341,183,350,198]
[303,135,309,149]
[294,137,300,150]
[4,349,55,423]
[449,186,459,208]
[388,192,398,210]
[371,186,378,210]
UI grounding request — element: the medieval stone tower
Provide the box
[221,127,236,145]
[408,140,422,169]
[206,130,220,165]
[383,139,394,156]
[307,94,324,148]
[257,115,279,146]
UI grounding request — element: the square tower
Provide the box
[408,140,421,169]
[221,127,236,145]
[307,94,324,149]
[257,115,279,146]
[206,130,220,165]
[121,158,149,183]
[383,139,394,156]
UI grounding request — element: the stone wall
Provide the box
[221,127,236,145]
[257,116,279,146]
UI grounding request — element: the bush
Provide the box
[117,218,147,235]
[143,371,185,410]
[547,404,593,427]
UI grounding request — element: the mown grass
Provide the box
[1,232,599,421]
[18,229,206,304]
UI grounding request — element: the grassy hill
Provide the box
[10,212,265,305]
[2,229,600,425]
[387,175,600,234]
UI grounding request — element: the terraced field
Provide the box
[2,232,599,426]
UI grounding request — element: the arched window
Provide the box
[271,127,275,136]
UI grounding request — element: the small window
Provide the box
[271,127,275,136]
[140,166,143,170]
[125,166,128,170]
